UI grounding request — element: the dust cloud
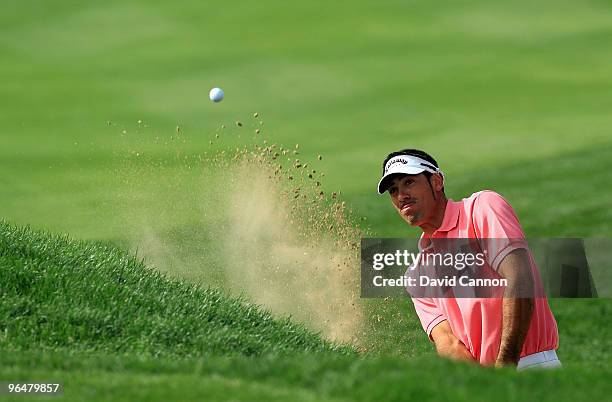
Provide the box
[218,157,363,344]
[115,121,365,344]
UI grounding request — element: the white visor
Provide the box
[377,155,443,194]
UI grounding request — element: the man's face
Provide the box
[388,173,437,226]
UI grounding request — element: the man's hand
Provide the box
[431,320,475,362]
[495,248,535,367]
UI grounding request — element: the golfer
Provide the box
[377,149,561,370]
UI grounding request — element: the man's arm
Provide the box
[430,320,475,362]
[495,248,535,367]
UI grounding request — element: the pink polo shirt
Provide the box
[412,190,559,365]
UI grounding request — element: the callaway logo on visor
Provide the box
[384,156,439,174]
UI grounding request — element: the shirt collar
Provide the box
[436,199,461,233]
[419,199,460,247]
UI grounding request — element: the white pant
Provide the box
[517,350,562,371]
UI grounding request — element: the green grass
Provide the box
[2,351,610,402]
[0,221,348,357]
[2,0,612,400]
[2,0,612,240]
[1,221,610,402]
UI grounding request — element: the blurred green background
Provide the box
[3,0,611,240]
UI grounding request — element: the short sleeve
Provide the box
[411,297,447,340]
[471,191,529,270]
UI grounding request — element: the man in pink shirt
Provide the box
[377,149,560,369]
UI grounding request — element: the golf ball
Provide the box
[209,87,224,103]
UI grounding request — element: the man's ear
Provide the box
[431,173,444,192]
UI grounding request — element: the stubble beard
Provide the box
[400,209,421,226]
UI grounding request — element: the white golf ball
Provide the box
[209,87,224,103]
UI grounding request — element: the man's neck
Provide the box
[419,196,448,235]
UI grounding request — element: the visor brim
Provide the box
[377,167,427,194]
